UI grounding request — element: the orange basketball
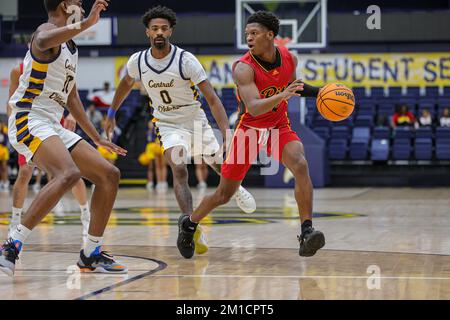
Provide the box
[316,83,355,121]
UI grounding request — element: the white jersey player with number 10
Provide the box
[105,6,256,257]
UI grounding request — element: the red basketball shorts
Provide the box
[222,120,300,181]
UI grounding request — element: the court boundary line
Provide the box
[148,274,450,281]
[75,253,168,300]
[3,248,168,300]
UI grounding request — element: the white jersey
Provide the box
[127,44,207,123]
[9,40,78,123]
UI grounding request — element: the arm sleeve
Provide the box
[297,82,321,98]
[182,51,208,85]
[126,52,141,80]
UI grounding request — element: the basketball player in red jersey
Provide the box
[7,63,91,241]
[177,11,325,258]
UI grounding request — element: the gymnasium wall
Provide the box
[2,51,450,113]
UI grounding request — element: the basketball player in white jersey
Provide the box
[105,6,256,256]
[0,0,127,277]
[7,64,91,244]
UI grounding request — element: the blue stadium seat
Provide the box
[352,127,371,141]
[444,86,450,98]
[436,139,450,160]
[355,115,374,127]
[331,126,350,139]
[437,98,450,108]
[378,103,396,117]
[392,138,412,160]
[357,97,375,106]
[417,102,436,117]
[406,86,420,98]
[333,116,354,127]
[425,86,440,97]
[371,139,390,161]
[312,116,330,128]
[371,86,385,98]
[415,138,433,160]
[398,98,417,107]
[415,127,433,139]
[313,127,330,141]
[349,127,371,160]
[436,127,450,139]
[388,86,402,97]
[373,127,391,139]
[352,87,366,99]
[329,139,348,160]
[394,127,414,139]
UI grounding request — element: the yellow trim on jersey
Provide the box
[26,89,43,95]
[15,115,29,126]
[19,98,34,103]
[31,61,49,72]
[28,137,42,153]
[16,125,28,136]
[19,133,31,143]
[29,77,45,85]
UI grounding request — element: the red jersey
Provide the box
[234,45,295,129]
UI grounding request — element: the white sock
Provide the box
[79,202,90,216]
[11,207,22,225]
[10,224,32,250]
[83,235,103,257]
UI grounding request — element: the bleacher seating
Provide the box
[306,85,450,163]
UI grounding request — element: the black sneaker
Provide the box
[77,249,128,274]
[177,215,196,259]
[298,228,325,257]
[0,238,20,277]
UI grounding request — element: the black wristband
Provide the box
[296,83,321,98]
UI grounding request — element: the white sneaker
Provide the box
[234,186,256,214]
[197,181,207,190]
[283,168,294,184]
[1,181,10,192]
[156,182,168,191]
[146,182,154,191]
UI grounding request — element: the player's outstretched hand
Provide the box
[95,138,127,156]
[85,0,109,28]
[104,117,116,142]
[282,79,305,100]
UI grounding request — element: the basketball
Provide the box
[316,83,355,121]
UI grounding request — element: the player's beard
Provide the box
[153,37,166,50]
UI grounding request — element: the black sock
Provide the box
[301,220,313,234]
[182,215,198,232]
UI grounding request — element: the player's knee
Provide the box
[17,167,33,181]
[105,165,121,185]
[291,157,309,176]
[172,165,188,182]
[60,168,82,187]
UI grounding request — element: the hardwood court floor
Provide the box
[1,187,450,300]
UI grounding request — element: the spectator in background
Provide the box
[86,103,104,132]
[416,108,433,128]
[0,122,10,192]
[392,104,416,128]
[88,81,116,111]
[376,114,390,127]
[440,107,450,127]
